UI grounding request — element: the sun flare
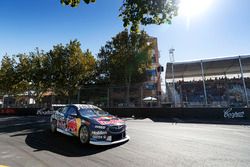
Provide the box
[179,0,213,18]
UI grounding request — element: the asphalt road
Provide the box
[0,116,250,167]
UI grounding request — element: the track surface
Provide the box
[0,116,250,167]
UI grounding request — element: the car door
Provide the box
[64,106,79,135]
[57,106,69,131]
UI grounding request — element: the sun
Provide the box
[179,0,213,18]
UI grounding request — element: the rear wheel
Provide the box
[51,119,57,133]
[79,125,90,144]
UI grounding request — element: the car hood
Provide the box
[88,115,125,126]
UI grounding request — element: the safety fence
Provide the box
[0,84,162,108]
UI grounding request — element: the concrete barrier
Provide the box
[0,107,250,121]
[104,107,250,120]
[0,108,38,116]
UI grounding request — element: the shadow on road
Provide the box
[0,116,50,134]
[25,129,126,157]
[0,116,127,157]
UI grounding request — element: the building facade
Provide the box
[143,37,163,100]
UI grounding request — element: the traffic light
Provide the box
[157,66,164,72]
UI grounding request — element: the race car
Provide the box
[50,104,130,145]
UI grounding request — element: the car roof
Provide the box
[67,104,99,110]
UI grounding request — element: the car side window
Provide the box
[65,107,77,118]
[61,106,69,114]
[57,107,63,113]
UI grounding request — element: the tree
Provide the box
[14,53,32,95]
[60,0,178,32]
[96,42,113,85]
[60,0,95,6]
[0,55,17,95]
[0,41,97,105]
[29,48,48,103]
[46,40,96,103]
[120,0,178,32]
[79,49,96,85]
[97,30,154,105]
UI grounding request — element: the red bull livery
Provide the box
[50,104,130,145]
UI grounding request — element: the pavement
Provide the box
[0,116,250,167]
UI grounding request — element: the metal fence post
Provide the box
[200,60,208,106]
[239,56,249,107]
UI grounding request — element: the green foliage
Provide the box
[0,55,17,95]
[60,0,95,7]
[97,30,154,103]
[120,0,178,32]
[0,40,96,104]
[29,48,48,101]
[14,53,32,94]
[59,0,178,32]
[46,40,96,102]
[97,30,153,85]
[0,49,48,103]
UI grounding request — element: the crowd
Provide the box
[174,77,250,107]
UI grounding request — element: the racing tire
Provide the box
[79,125,90,145]
[51,119,57,133]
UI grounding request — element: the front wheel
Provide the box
[79,125,90,145]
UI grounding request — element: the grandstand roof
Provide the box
[165,55,250,79]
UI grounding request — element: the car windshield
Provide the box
[79,107,109,117]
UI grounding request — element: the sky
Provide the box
[0,0,250,85]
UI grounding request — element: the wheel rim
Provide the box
[80,126,89,144]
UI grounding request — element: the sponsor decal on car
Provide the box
[75,118,81,135]
[67,119,77,133]
[95,117,124,125]
[92,135,107,140]
[58,119,66,129]
[94,125,106,129]
[92,131,107,135]
[106,136,112,141]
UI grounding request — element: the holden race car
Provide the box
[50,104,130,145]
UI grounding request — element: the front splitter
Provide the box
[89,135,130,146]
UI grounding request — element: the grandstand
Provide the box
[165,55,250,107]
